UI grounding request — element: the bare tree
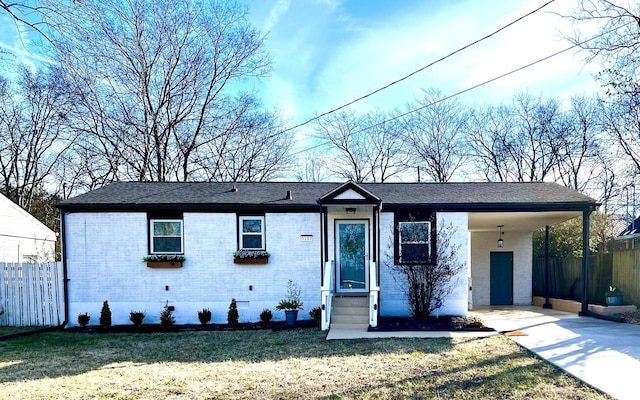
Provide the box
[402,89,467,182]
[313,110,409,182]
[0,66,73,211]
[193,101,293,182]
[294,147,331,182]
[551,95,603,191]
[565,0,640,182]
[43,0,274,182]
[565,0,640,77]
[466,104,515,182]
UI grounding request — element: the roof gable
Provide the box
[319,181,381,205]
[0,193,55,238]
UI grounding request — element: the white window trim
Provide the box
[398,221,431,262]
[150,219,184,254]
[239,216,266,250]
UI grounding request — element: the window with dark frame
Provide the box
[394,211,436,265]
[150,219,183,254]
[147,211,184,255]
[238,216,265,250]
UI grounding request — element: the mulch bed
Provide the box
[369,316,494,332]
[65,319,319,334]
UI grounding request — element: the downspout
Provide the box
[543,225,552,309]
[60,208,69,328]
[319,206,324,283]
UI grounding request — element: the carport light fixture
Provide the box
[497,225,504,248]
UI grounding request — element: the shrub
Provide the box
[227,298,239,328]
[129,311,146,327]
[160,304,176,330]
[259,308,273,326]
[198,308,212,325]
[385,222,464,317]
[309,306,321,321]
[77,312,91,327]
[99,301,111,329]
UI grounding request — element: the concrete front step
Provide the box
[329,322,369,330]
[331,313,369,324]
[331,296,369,330]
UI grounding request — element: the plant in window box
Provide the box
[275,280,304,326]
[233,250,270,264]
[605,286,623,306]
[143,254,185,268]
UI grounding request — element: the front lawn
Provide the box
[0,329,609,399]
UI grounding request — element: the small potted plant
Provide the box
[605,286,623,306]
[233,250,270,264]
[275,280,304,326]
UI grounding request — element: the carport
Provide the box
[467,206,597,315]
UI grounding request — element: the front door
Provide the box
[336,220,368,293]
[490,252,513,305]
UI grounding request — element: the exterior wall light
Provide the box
[497,225,504,248]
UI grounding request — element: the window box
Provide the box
[233,256,268,265]
[147,261,183,268]
[143,254,185,268]
[233,250,269,264]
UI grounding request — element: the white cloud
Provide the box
[254,0,602,121]
[263,0,291,33]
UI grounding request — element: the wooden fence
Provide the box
[0,262,64,326]
[533,249,640,306]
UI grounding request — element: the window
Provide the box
[398,221,431,263]
[150,219,183,254]
[394,211,436,264]
[239,216,265,250]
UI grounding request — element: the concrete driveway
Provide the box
[472,306,640,400]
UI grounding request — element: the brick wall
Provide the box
[379,212,470,317]
[470,230,533,306]
[65,211,321,326]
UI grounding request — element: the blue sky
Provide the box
[245,0,602,128]
[0,0,602,137]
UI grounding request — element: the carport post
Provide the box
[543,225,552,309]
[579,209,592,316]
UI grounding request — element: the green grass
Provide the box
[0,329,610,399]
[0,326,46,337]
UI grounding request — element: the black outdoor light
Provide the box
[497,225,504,248]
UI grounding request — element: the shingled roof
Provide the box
[56,181,598,212]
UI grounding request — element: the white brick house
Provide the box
[57,181,597,329]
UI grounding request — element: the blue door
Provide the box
[490,252,513,305]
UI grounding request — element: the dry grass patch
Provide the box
[0,329,610,399]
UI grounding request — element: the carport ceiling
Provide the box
[468,211,583,232]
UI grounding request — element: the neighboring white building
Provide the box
[0,193,56,262]
[57,181,597,329]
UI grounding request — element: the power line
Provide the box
[290,21,633,157]
[276,0,556,136]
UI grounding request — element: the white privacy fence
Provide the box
[0,262,65,326]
